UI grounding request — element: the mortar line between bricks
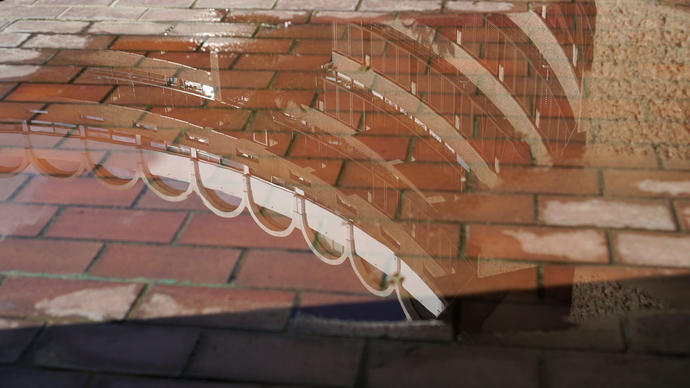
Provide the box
[3,173,35,202]
[605,229,616,264]
[36,205,66,237]
[124,282,153,320]
[353,339,370,388]
[83,242,110,275]
[284,290,302,332]
[225,248,250,285]
[12,323,48,367]
[179,329,204,377]
[171,211,195,245]
[128,183,149,209]
[82,374,96,388]
[355,0,364,12]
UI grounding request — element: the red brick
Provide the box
[0,83,18,99]
[475,166,600,195]
[111,36,203,52]
[614,232,690,268]
[210,89,314,109]
[290,135,409,161]
[0,277,142,321]
[177,69,275,89]
[0,102,47,121]
[0,64,81,83]
[187,331,363,386]
[146,107,251,132]
[145,51,237,70]
[235,250,368,293]
[48,49,141,67]
[603,169,690,198]
[135,189,209,211]
[341,162,466,192]
[550,143,659,168]
[272,71,322,89]
[286,158,344,185]
[368,342,538,388]
[402,192,534,223]
[677,200,690,231]
[414,138,532,165]
[0,203,57,237]
[233,54,331,71]
[291,39,335,55]
[107,85,205,106]
[7,84,113,103]
[14,176,143,206]
[179,213,309,250]
[0,238,101,274]
[202,37,293,53]
[132,285,295,330]
[46,207,187,243]
[539,196,676,231]
[90,244,241,283]
[467,224,608,263]
[0,174,27,201]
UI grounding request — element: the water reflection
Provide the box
[0,1,688,339]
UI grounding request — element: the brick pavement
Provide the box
[0,0,688,387]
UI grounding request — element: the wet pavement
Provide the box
[0,0,688,387]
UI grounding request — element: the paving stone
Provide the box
[544,351,690,388]
[187,331,364,386]
[62,7,147,21]
[0,319,42,363]
[6,83,113,103]
[0,203,58,237]
[116,0,195,7]
[539,196,676,231]
[367,342,539,388]
[45,207,187,243]
[179,213,309,250]
[132,285,294,331]
[276,0,358,11]
[603,169,690,198]
[0,32,30,47]
[194,0,276,9]
[34,324,199,375]
[466,225,609,263]
[90,244,241,283]
[629,312,690,354]
[401,192,535,223]
[141,8,227,22]
[235,249,368,293]
[0,238,101,274]
[91,375,257,388]
[14,176,143,206]
[0,367,90,388]
[0,277,143,321]
[6,20,89,33]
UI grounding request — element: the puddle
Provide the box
[0,1,688,341]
